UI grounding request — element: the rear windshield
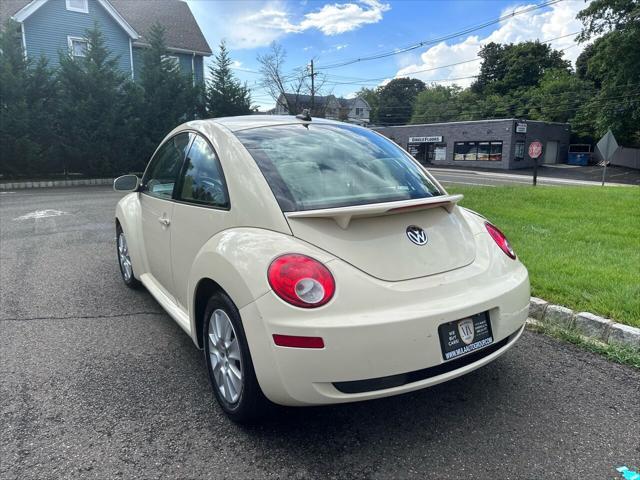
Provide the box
[235,124,443,211]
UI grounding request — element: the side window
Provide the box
[142,133,191,199]
[177,135,229,208]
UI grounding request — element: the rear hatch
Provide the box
[286,196,476,281]
[234,123,476,280]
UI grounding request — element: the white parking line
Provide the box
[13,209,70,221]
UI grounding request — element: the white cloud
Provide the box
[335,44,349,50]
[395,1,586,88]
[188,0,389,50]
[297,0,390,35]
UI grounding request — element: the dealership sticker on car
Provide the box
[438,312,494,361]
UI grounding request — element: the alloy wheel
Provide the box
[208,309,244,404]
[118,232,133,281]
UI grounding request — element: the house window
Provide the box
[515,141,525,161]
[66,0,88,13]
[454,141,502,161]
[355,107,363,116]
[162,55,180,69]
[68,37,88,58]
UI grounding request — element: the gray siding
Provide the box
[193,54,203,84]
[24,0,132,74]
[375,119,570,170]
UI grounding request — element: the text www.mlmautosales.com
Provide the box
[445,337,494,360]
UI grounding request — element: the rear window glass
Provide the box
[235,124,442,211]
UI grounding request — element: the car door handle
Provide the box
[158,216,171,227]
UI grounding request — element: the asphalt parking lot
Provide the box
[1,187,638,479]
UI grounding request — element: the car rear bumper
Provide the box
[240,248,530,406]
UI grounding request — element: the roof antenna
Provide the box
[296,109,312,121]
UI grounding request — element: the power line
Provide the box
[373,92,640,125]
[316,0,567,70]
[320,31,581,88]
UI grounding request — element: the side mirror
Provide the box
[113,174,140,192]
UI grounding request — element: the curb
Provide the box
[528,297,640,350]
[0,178,113,190]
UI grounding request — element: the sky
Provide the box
[186,0,589,110]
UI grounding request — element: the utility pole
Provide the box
[308,59,318,114]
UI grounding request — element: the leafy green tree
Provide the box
[411,85,463,124]
[576,0,640,146]
[206,41,253,117]
[529,69,592,124]
[577,0,639,40]
[57,24,131,176]
[0,20,57,176]
[472,41,570,95]
[377,77,425,125]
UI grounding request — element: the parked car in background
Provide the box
[113,115,530,422]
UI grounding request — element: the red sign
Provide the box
[528,141,543,159]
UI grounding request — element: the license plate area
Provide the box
[438,311,494,361]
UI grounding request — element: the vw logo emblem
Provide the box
[406,225,428,246]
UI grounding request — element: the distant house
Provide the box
[0,0,211,84]
[274,93,371,125]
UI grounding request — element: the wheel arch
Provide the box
[193,277,226,349]
[187,228,336,349]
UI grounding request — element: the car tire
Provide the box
[116,225,141,289]
[203,292,268,423]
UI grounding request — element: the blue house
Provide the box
[0,0,211,84]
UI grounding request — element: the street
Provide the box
[429,166,639,187]
[1,187,638,479]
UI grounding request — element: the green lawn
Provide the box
[446,185,640,328]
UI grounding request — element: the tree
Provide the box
[529,69,593,126]
[576,0,640,146]
[411,85,463,124]
[472,41,570,95]
[470,43,506,94]
[377,77,425,125]
[57,24,130,176]
[137,23,202,163]
[577,0,639,41]
[1,20,58,176]
[257,42,326,115]
[206,41,253,117]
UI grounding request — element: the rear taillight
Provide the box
[485,222,516,260]
[268,254,335,308]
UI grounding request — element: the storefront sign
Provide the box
[516,122,527,133]
[409,136,443,143]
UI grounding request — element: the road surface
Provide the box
[429,167,633,187]
[1,187,638,479]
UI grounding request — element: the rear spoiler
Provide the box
[285,194,463,229]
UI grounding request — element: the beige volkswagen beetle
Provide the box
[114,115,530,422]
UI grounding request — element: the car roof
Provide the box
[207,115,343,132]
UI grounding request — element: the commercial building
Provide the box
[374,119,571,170]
